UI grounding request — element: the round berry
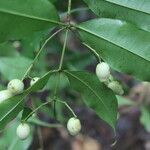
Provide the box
[67,117,81,136]
[108,81,124,95]
[7,79,24,95]
[13,41,21,48]
[16,123,30,140]
[30,77,40,86]
[96,62,110,82]
[0,90,13,103]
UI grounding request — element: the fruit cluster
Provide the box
[0,79,24,103]
[0,77,81,140]
[96,62,124,95]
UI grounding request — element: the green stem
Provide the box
[28,118,62,128]
[22,27,65,80]
[58,29,69,70]
[53,73,61,98]
[56,99,77,118]
[60,7,89,18]
[82,42,101,62]
[68,0,72,16]
[53,73,61,118]
[58,0,71,70]
[23,99,54,122]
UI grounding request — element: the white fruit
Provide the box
[16,123,30,140]
[7,79,24,95]
[67,117,81,136]
[0,90,13,103]
[96,62,110,82]
[30,77,40,86]
[13,41,21,48]
[108,81,124,95]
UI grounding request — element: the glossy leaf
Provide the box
[0,56,32,80]
[0,70,55,130]
[83,0,150,32]
[0,42,19,56]
[0,0,59,42]
[79,18,150,81]
[65,70,118,130]
[21,107,32,121]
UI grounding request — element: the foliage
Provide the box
[0,0,149,148]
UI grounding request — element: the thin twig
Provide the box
[53,73,61,119]
[22,28,66,80]
[23,99,54,122]
[56,99,77,118]
[60,7,89,18]
[58,29,69,70]
[69,28,101,62]
[28,118,62,128]
[82,42,101,62]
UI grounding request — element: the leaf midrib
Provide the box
[0,96,25,122]
[105,0,150,15]
[78,25,150,63]
[65,70,114,126]
[0,8,61,25]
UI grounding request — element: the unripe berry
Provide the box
[0,90,13,103]
[108,81,124,95]
[30,77,40,86]
[13,41,21,48]
[16,123,30,140]
[67,117,81,136]
[7,79,24,95]
[96,62,110,82]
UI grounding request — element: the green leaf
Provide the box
[21,107,32,121]
[64,70,118,130]
[0,0,59,42]
[83,0,150,32]
[48,0,57,3]
[46,72,69,91]
[0,56,32,80]
[21,29,51,59]
[0,42,19,57]
[140,106,150,132]
[78,18,150,81]
[0,70,55,130]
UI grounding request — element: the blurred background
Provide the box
[0,0,150,150]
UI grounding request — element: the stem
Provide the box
[82,42,101,62]
[22,28,65,80]
[53,73,61,98]
[23,99,54,122]
[28,118,62,128]
[58,0,71,70]
[69,28,100,62]
[68,0,72,17]
[60,7,89,18]
[58,29,69,70]
[53,73,61,119]
[56,99,77,118]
